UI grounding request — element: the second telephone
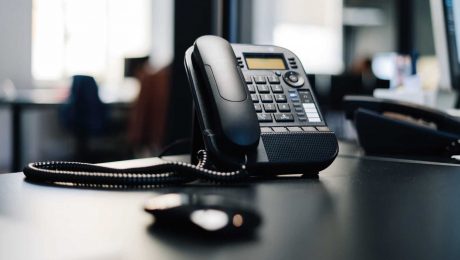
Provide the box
[185,35,338,175]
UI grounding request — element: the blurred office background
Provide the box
[0,0,450,172]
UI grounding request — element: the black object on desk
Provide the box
[2,154,460,259]
[344,95,460,157]
[144,193,261,237]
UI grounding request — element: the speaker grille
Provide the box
[261,132,338,163]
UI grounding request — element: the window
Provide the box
[32,0,152,85]
[252,0,343,75]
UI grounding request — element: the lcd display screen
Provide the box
[245,56,286,70]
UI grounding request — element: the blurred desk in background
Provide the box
[0,88,133,172]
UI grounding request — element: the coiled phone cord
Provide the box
[23,150,248,185]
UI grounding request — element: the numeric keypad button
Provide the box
[274,94,287,103]
[274,113,294,122]
[251,94,259,102]
[278,103,290,112]
[263,103,277,112]
[253,76,266,84]
[267,76,280,84]
[244,75,253,84]
[247,84,256,93]
[254,103,262,112]
[260,94,273,103]
[257,113,273,122]
[271,84,283,93]
[257,84,270,93]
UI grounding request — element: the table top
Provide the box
[1,154,460,260]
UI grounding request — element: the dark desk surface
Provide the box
[1,154,460,260]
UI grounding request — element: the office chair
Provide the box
[59,75,108,161]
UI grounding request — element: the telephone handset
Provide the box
[191,36,260,152]
[23,36,338,185]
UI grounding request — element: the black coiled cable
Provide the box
[23,150,248,185]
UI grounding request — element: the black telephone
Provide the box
[23,35,338,185]
[185,35,338,175]
[344,95,460,157]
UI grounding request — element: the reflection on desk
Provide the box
[0,154,459,260]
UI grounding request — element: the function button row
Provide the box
[261,126,330,133]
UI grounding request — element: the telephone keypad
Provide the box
[245,73,324,127]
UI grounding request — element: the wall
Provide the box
[0,0,32,88]
[347,0,397,61]
[0,0,32,171]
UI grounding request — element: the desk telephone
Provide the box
[24,36,338,185]
[344,95,460,157]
